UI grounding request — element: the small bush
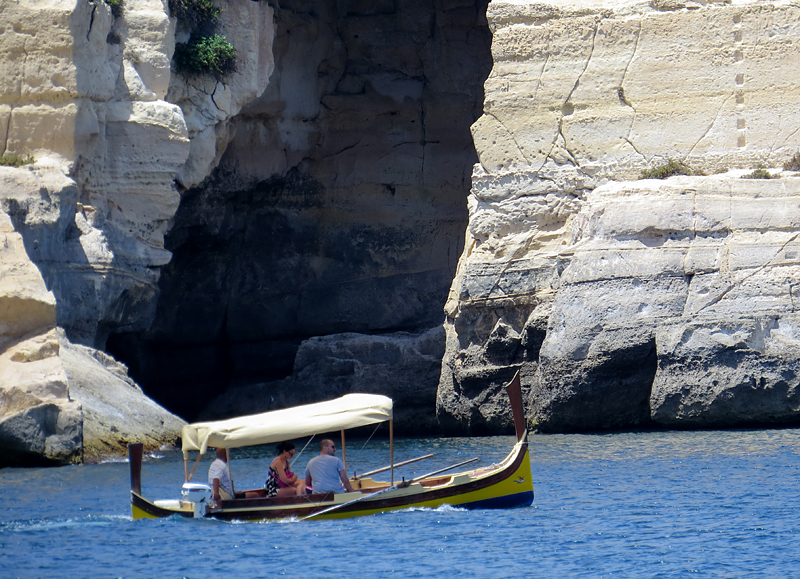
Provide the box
[105,0,123,18]
[742,168,775,179]
[169,0,220,29]
[784,152,800,171]
[0,154,35,167]
[639,159,695,179]
[174,34,236,77]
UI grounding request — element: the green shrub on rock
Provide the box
[639,159,695,179]
[105,0,123,18]
[742,167,776,179]
[169,0,220,29]
[0,154,35,167]
[783,152,800,171]
[174,33,236,77]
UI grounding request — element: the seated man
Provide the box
[304,439,354,494]
[208,447,234,505]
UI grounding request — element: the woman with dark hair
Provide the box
[265,442,305,497]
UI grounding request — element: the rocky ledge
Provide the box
[437,0,800,433]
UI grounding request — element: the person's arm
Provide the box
[339,469,354,492]
[305,472,313,494]
[273,459,293,486]
[212,478,221,504]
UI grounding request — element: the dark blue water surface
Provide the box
[2,430,799,578]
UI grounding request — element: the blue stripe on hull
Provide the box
[460,490,534,510]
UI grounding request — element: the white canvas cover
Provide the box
[181,393,393,455]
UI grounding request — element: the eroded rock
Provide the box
[438,0,800,433]
[199,327,445,434]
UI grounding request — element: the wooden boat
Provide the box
[129,374,533,521]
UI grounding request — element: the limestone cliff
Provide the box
[5,0,800,467]
[0,0,488,464]
[106,0,491,428]
[0,0,274,466]
[437,0,800,433]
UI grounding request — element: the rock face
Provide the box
[199,327,445,434]
[60,335,185,463]
[107,0,492,422]
[0,178,81,465]
[437,0,800,433]
[6,0,800,467]
[0,162,185,466]
[0,0,280,465]
[3,0,189,347]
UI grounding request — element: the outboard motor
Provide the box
[181,483,212,518]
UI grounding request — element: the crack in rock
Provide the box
[541,19,600,172]
[485,111,531,165]
[685,94,733,161]
[87,4,96,40]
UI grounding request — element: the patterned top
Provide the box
[265,467,280,497]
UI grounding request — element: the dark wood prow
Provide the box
[506,371,527,442]
[128,443,143,495]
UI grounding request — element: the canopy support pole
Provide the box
[226,448,236,496]
[340,430,347,472]
[187,451,204,482]
[389,419,394,485]
[183,455,189,483]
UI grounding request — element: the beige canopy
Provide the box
[181,393,393,455]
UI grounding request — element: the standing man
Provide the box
[208,447,233,505]
[304,439,354,494]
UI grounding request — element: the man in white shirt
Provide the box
[304,439,354,494]
[208,447,233,504]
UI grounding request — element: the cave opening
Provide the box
[106,0,493,423]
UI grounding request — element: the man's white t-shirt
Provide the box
[208,458,232,496]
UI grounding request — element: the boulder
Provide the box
[0,330,82,467]
[60,334,185,463]
[199,327,445,434]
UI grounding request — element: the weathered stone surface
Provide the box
[169,0,275,189]
[0,164,183,466]
[438,0,800,433]
[110,0,492,421]
[0,167,80,467]
[0,0,190,349]
[475,0,800,179]
[0,0,266,465]
[0,328,82,468]
[198,327,445,434]
[60,334,185,463]
[651,318,800,427]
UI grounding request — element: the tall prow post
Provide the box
[506,371,527,442]
[128,443,143,495]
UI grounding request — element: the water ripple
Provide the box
[1,429,799,577]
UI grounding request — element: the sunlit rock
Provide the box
[438,0,800,433]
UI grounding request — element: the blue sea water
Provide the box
[1,429,799,578]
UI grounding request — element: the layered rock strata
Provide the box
[0,169,81,466]
[438,0,800,433]
[0,0,276,465]
[109,0,492,422]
